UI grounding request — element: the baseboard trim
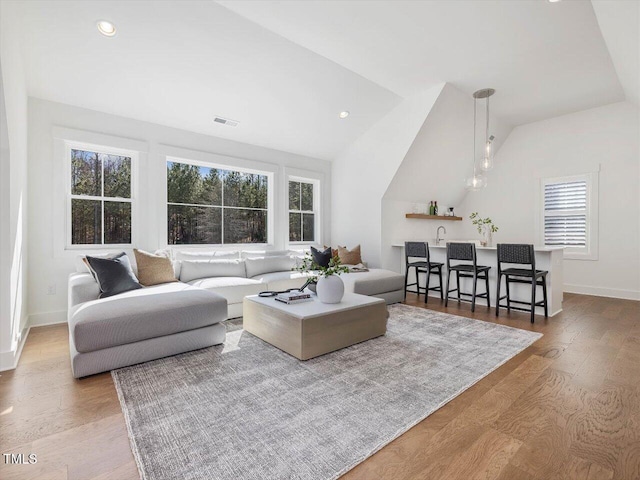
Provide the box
[564,284,640,301]
[0,324,30,372]
[29,310,67,327]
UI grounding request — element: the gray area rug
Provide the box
[112,304,542,480]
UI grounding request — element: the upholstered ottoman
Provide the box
[68,274,227,378]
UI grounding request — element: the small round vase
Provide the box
[316,275,344,304]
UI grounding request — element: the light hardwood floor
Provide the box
[1,293,639,480]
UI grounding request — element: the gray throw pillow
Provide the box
[86,254,142,298]
[311,246,332,268]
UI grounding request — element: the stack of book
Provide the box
[275,291,312,305]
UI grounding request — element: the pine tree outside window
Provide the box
[288,179,317,243]
[167,159,269,245]
[68,145,134,246]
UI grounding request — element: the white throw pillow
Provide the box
[174,250,239,261]
[245,255,297,278]
[179,259,247,282]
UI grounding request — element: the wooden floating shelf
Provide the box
[405,214,463,221]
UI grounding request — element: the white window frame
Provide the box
[287,176,320,246]
[64,141,138,250]
[165,156,274,246]
[540,172,598,261]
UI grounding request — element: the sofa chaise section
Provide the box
[68,273,227,378]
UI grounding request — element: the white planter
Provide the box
[316,275,344,304]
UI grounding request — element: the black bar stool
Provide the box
[404,242,444,303]
[496,244,548,324]
[444,243,491,312]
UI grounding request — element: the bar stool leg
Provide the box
[444,269,451,307]
[438,268,443,300]
[505,276,511,313]
[496,273,501,317]
[455,272,461,304]
[424,267,431,304]
[415,267,421,299]
[471,272,477,313]
[403,266,409,300]
[530,277,536,324]
[484,272,491,309]
[542,276,548,318]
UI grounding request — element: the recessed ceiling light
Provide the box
[339,111,350,119]
[547,0,562,3]
[97,20,116,37]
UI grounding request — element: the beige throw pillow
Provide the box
[338,245,362,265]
[133,249,178,286]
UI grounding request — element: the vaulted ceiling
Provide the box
[6,0,635,160]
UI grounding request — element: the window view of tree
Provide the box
[289,180,315,242]
[70,148,132,245]
[167,161,268,245]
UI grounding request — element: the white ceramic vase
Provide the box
[483,226,493,247]
[316,275,344,304]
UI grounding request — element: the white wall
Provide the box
[381,83,511,271]
[331,84,444,267]
[0,1,30,370]
[457,101,640,300]
[28,98,331,325]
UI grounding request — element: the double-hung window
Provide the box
[542,173,598,259]
[289,179,317,243]
[167,159,269,244]
[68,145,134,246]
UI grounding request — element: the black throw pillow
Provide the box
[311,246,332,268]
[86,254,142,298]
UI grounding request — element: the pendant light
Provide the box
[465,88,495,190]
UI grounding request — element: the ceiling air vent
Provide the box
[213,116,239,127]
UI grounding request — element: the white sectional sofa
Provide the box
[67,248,404,377]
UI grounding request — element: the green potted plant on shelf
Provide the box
[294,252,349,303]
[469,212,499,247]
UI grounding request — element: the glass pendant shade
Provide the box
[465,173,487,191]
[481,140,494,171]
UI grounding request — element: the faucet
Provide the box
[436,226,447,246]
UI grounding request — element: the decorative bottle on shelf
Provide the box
[434,201,439,216]
[429,201,434,216]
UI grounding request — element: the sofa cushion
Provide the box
[179,259,247,282]
[311,246,332,268]
[338,245,362,266]
[241,250,291,259]
[174,250,239,261]
[245,255,296,278]
[250,271,312,292]
[69,283,227,353]
[75,250,139,275]
[134,249,178,286]
[187,276,265,305]
[86,254,142,298]
[340,268,404,296]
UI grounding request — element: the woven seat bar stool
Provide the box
[444,242,491,313]
[404,242,444,303]
[496,244,548,324]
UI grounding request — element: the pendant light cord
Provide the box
[473,96,477,176]
[485,95,490,150]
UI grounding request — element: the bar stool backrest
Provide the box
[405,241,429,266]
[497,244,536,273]
[446,242,476,268]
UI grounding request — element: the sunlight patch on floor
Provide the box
[221,329,243,354]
